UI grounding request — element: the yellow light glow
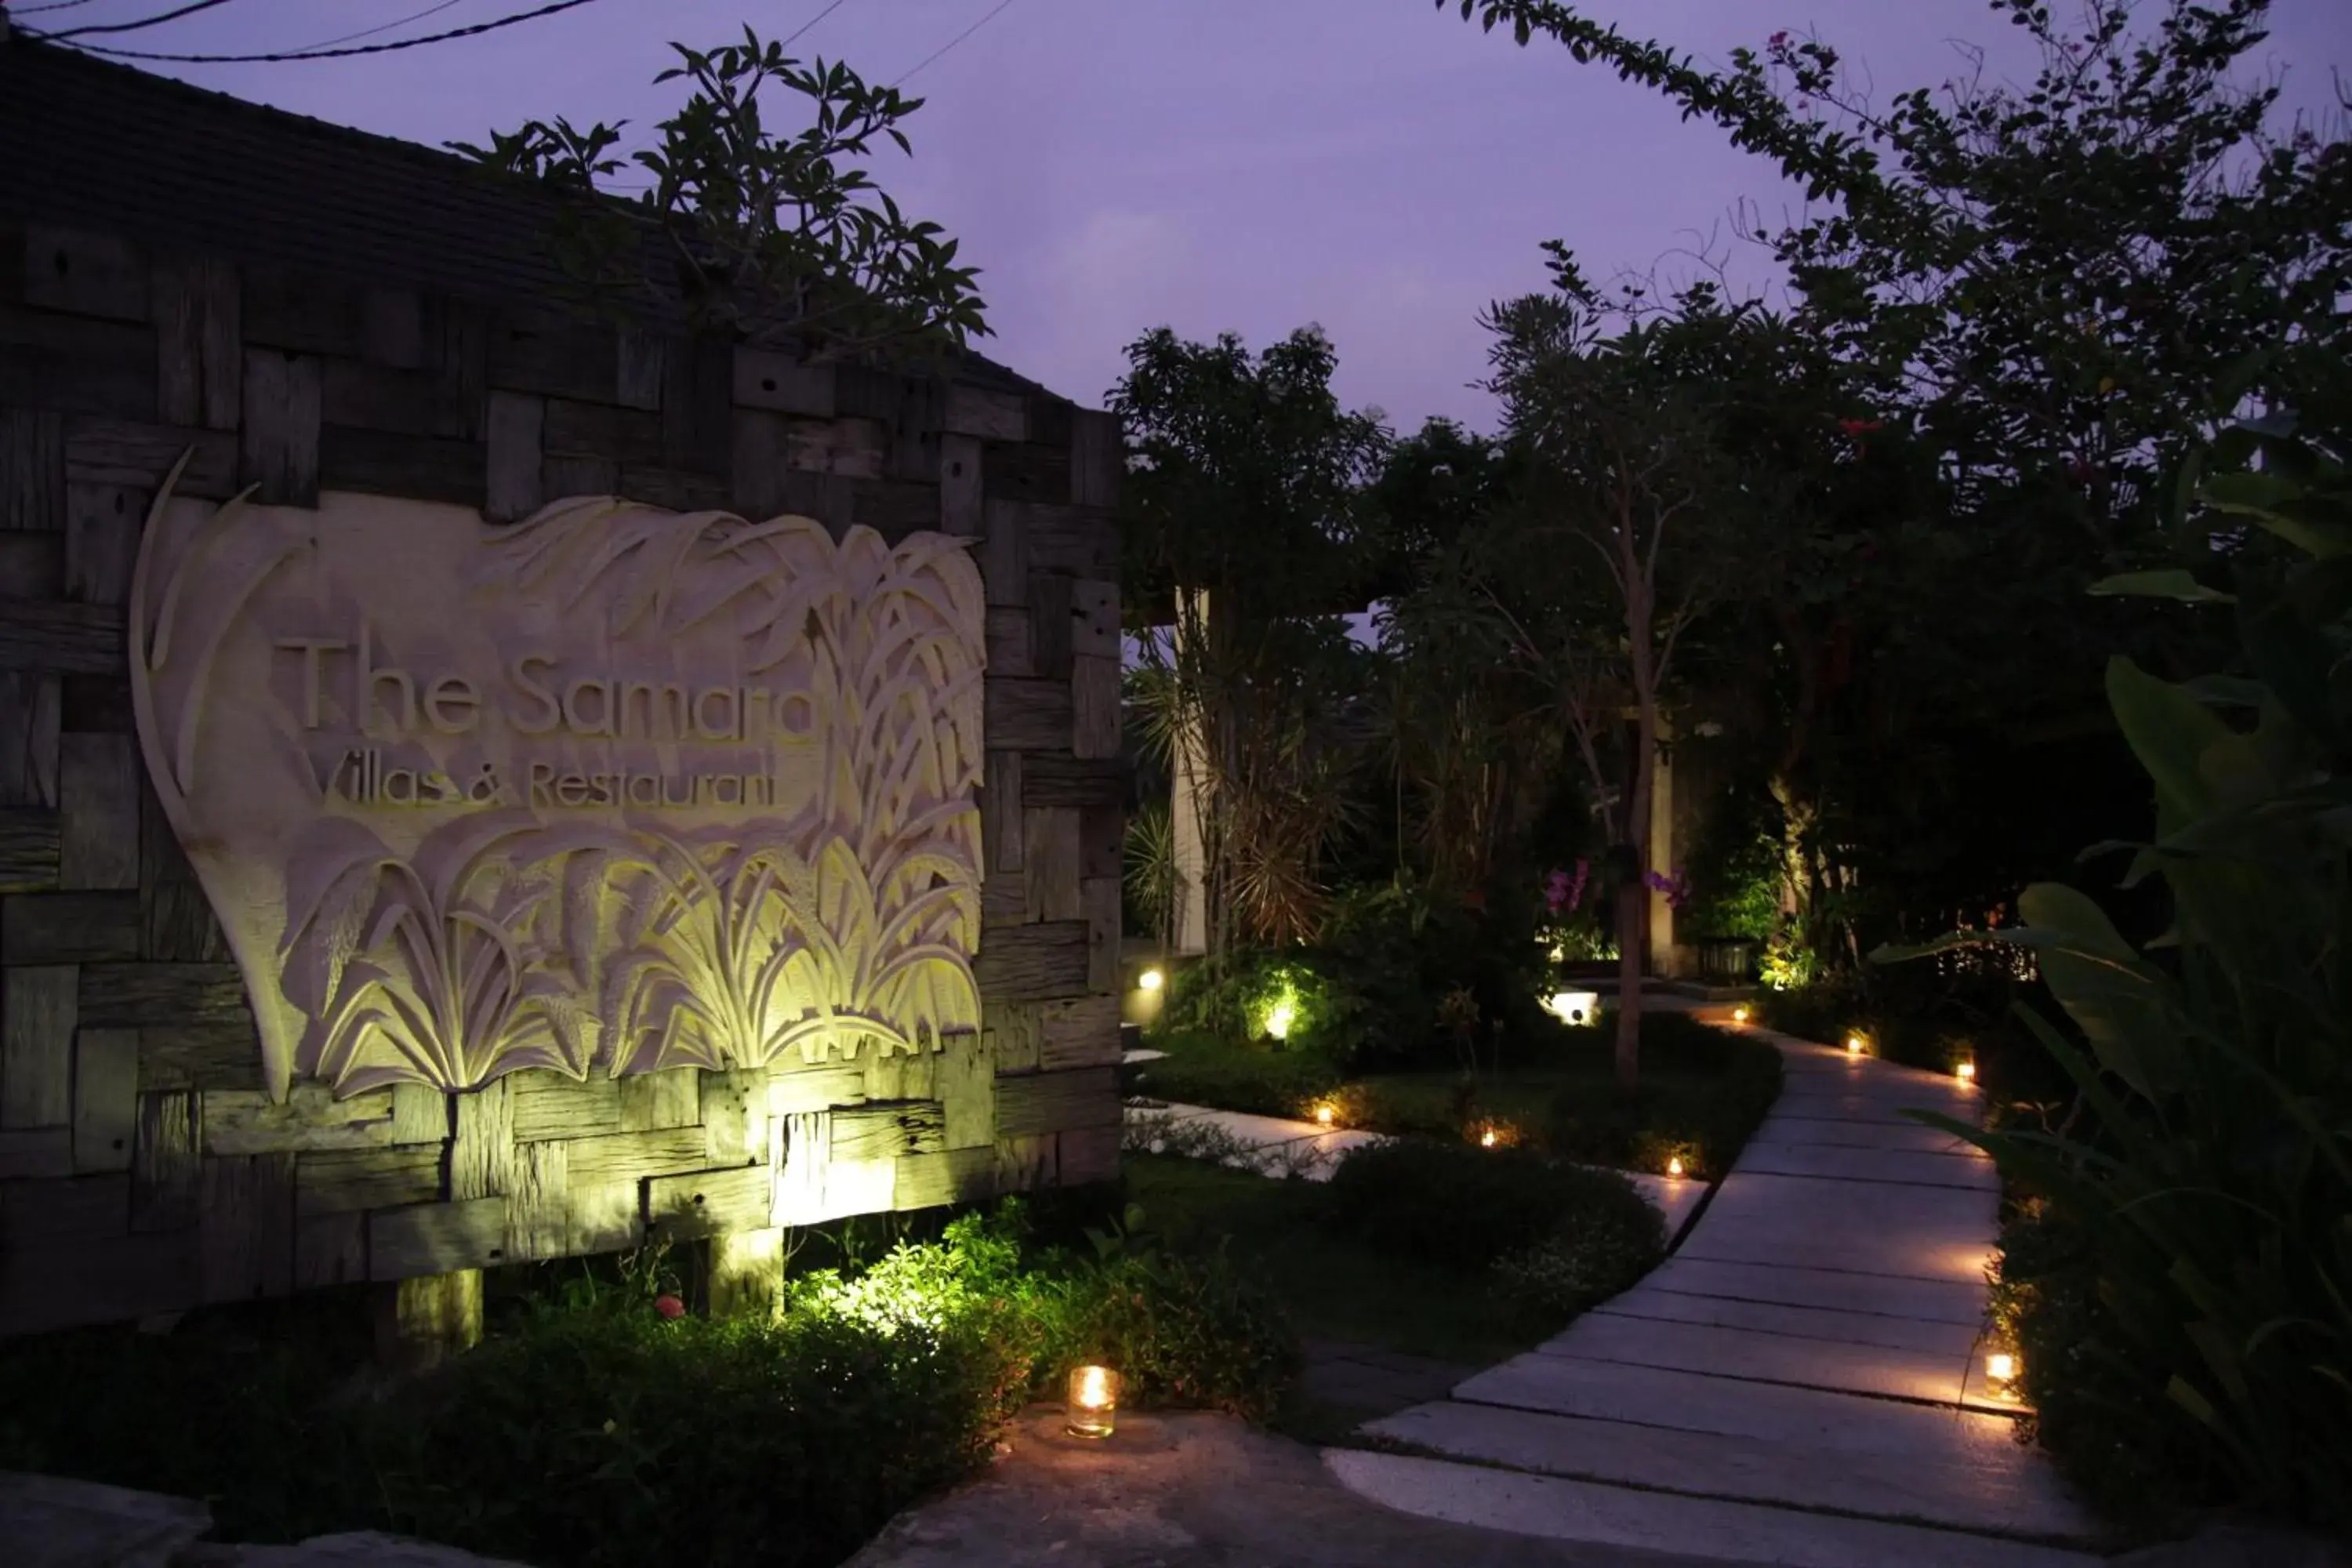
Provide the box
[1667,1156,1686,1178]
[1732,1005,1750,1025]
[1545,989,1599,1025]
[1479,1129,1498,1149]
[1548,943,1565,962]
[1065,1363,1120,1439]
[1138,967,1164,993]
[1265,1001,1294,1040]
[1956,1059,1976,1083]
[1846,1034,1866,1055]
[1314,1103,1335,1127]
[1986,1352,2017,1385]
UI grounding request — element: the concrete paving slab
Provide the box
[1769,1090,1973,1124]
[1675,1175,1995,1283]
[1592,1287,1984,1357]
[1733,1142,1997,1189]
[1120,1047,1168,1064]
[1451,1353,2021,1457]
[1532,1313,1974,1405]
[1,1471,212,1568]
[1749,1119,1983,1154]
[1639,1257,1988,1325]
[1363,1401,2096,1541]
[1628,1172,1705,1236]
[1323,1451,2099,1567]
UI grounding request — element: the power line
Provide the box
[39,0,237,40]
[294,0,470,53]
[29,0,606,61]
[891,0,1017,88]
[10,1,103,17]
[780,0,852,51]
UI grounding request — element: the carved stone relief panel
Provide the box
[128,468,985,1100]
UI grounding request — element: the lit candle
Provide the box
[1846,1034,1866,1055]
[1479,1129,1498,1149]
[1956,1059,1976,1083]
[1731,1005,1750,1025]
[1314,1103,1335,1127]
[1065,1364,1120,1439]
[1667,1156,1686,1178]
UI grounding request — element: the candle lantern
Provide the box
[1065,1363,1120,1439]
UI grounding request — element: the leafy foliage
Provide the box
[1879,412,2352,1526]
[453,27,985,360]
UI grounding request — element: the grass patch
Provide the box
[1133,1011,1783,1181]
[1127,1155,1542,1365]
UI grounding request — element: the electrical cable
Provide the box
[293,0,470,53]
[27,0,604,61]
[38,0,237,41]
[891,0,1016,88]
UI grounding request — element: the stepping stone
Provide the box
[1592,1286,1985,1356]
[1324,1450,2099,1567]
[1532,1312,1978,1406]
[1120,1047,1167,1064]
[1363,1400,2097,1541]
[1733,1142,1998,1190]
[1639,1256,1989,1325]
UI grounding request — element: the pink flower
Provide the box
[1838,416,1884,437]
[1769,31,1789,47]
[655,1294,685,1320]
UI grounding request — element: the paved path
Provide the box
[1329,1024,2107,1566]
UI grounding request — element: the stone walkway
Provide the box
[1328,1024,2108,1566]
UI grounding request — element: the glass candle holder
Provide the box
[1065,1364,1120,1439]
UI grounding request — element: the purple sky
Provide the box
[31,0,2352,430]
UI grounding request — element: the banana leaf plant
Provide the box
[1876,409,2352,1523]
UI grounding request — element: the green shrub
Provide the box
[1127,1026,1345,1118]
[1041,1248,1301,1421]
[1542,1014,1783,1178]
[1493,1221,1668,1319]
[1323,1138,1662,1275]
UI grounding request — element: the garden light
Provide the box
[1985,1351,2019,1392]
[1479,1129,1498,1149]
[1138,967,1163,993]
[1846,1033,1866,1055]
[1732,1005,1750,1024]
[1265,1000,1295,1040]
[1313,1103,1335,1128]
[1956,1059,1976,1083]
[1545,989,1599,1026]
[1065,1364,1120,1439]
[1667,1156,1686,1178]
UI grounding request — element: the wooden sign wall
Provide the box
[0,224,1125,1336]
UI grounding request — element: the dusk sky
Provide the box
[25,0,2352,431]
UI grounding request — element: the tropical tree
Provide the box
[454,27,986,361]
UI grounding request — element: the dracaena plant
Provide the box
[1878,407,2352,1525]
[452,27,987,363]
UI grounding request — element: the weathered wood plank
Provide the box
[60,673,132,735]
[0,672,60,806]
[946,385,1029,443]
[731,407,792,520]
[56,733,139,889]
[296,1145,441,1217]
[779,416,885,477]
[1022,503,1120,577]
[893,1145,996,1210]
[373,1269,484,1371]
[0,1170,128,1239]
[558,1127,708,1185]
[1083,875,1121,994]
[238,263,358,357]
[293,1210,366,1289]
[862,1047,935,1105]
[985,606,1032,678]
[1028,572,1074,681]
[701,1068,764,1167]
[136,1026,262,1092]
[615,325,666,412]
[71,1025,138,1172]
[0,1228,199,1335]
[830,1100,948,1163]
[150,255,241,431]
[436,298,488,442]
[0,535,60,599]
[390,1083,448,1145]
[1072,578,1118,656]
[993,1133,1055,1192]
[619,1067,699,1131]
[0,307,157,419]
[1041,994,1122,1073]
[544,397,666,469]
[320,358,440,435]
[63,485,141,608]
[661,333,732,477]
[2,405,64,531]
[851,477,940,540]
[198,1151,295,1304]
[617,465,729,514]
[1071,408,1121,509]
[940,433,982,537]
[358,285,429,370]
[980,495,1029,608]
[766,1065,867,1116]
[647,1163,773,1241]
[202,1084,394,1155]
[983,440,1073,506]
[0,1124,71,1178]
[78,961,247,1029]
[985,679,1073,752]
[485,391,545,524]
[1022,806,1083,924]
[449,1080,515,1200]
[982,870,1025,927]
[23,228,146,322]
[318,426,486,507]
[984,750,1023,873]
[1072,655,1122,760]
[64,417,238,499]
[1080,802,1122,880]
[0,808,57,891]
[369,1197,510,1279]
[732,348,835,416]
[938,1031,996,1151]
[0,600,125,675]
[708,1225,782,1319]
[0,962,75,1127]
[505,1138,570,1261]
[3,891,138,963]
[973,920,1091,1002]
[128,1089,200,1231]
[140,777,229,961]
[508,1073,621,1142]
[240,349,321,507]
[996,1067,1120,1140]
[983,1000,1043,1076]
[486,307,615,403]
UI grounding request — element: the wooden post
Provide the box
[374,1270,482,1374]
[708,1227,783,1320]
